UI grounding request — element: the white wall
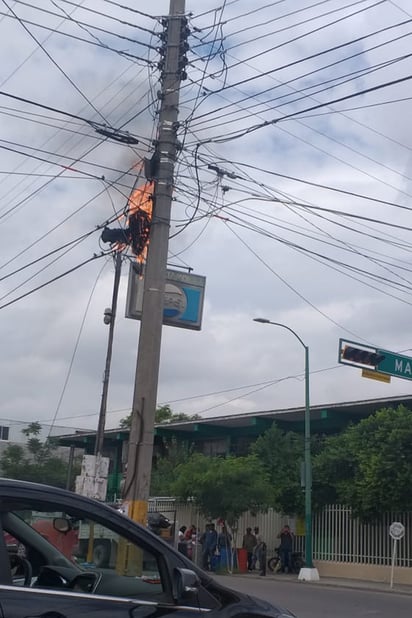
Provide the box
[0,419,84,443]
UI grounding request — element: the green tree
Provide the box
[171,453,272,526]
[120,404,200,429]
[0,422,75,488]
[251,423,304,515]
[150,438,193,496]
[313,405,412,519]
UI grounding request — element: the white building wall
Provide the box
[0,419,85,443]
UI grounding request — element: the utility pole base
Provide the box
[298,567,320,581]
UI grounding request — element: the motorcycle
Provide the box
[267,546,305,574]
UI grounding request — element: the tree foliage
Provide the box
[0,422,75,488]
[251,423,304,515]
[120,404,200,429]
[170,453,272,526]
[150,438,193,496]
[313,405,412,520]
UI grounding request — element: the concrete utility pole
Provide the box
[123,0,187,524]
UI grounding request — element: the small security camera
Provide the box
[103,308,112,325]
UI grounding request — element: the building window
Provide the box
[0,426,9,440]
[201,438,228,457]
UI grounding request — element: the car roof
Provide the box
[0,478,140,527]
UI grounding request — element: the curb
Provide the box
[214,572,412,597]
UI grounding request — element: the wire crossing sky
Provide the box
[0,0,412,433]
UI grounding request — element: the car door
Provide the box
[0,585,156,618]
[0,500,207,618]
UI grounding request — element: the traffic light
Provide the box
[341,346,385,367]
[101,227,130,245]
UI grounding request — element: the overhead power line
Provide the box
[205,74,412,144]
[0,7,154,64]
[0,90,141,144]
[0,253,105,312]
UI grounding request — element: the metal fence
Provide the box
[149,500,412,567]
[149,499,287,552]
[311,505,412,567]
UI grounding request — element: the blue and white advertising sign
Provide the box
[125,264,206,330]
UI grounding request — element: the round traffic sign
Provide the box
[389,522,405,540]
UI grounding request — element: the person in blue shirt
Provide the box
[200,523,218,570]
[277,524,294,573]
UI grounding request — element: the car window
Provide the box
[4,506,166,600]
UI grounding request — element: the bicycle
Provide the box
[267,547,305,574]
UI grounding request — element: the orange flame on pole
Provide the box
[128,181,154,262]
[112,181,154,261]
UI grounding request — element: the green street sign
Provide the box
[376,349,412,380]
[339,339,412,381]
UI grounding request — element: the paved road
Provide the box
[213,574,412,618]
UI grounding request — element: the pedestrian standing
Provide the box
[218,525,232,553]
[242,527,257,571]
[184,524,197,560]
[178,525,188,556]
[254,526,267,576]
[277,524,294,573]
[200,523,218,571]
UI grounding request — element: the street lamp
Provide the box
[253,317,319,581]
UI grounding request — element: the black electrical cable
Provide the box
[45,0,157,36]
[0,8,154,64]
[0,90,142,144]
[0,253,105,311]
[0,228,105,283]
[46,256,110,438]
[2,0,110,123]
[193,152,412,214]
[99,0,158,21]
[296,94,412,119]
[225,216,412,305]
[0,161,139,272]
[185,0,389,96]
[188,27,412,131]
[12,0,157,48]
[205,74,412,144]
[188,49,410,133]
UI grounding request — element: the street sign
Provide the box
[376,350,412,380]
[339,339,412,381]
[389,521,405,589]
[389,522,405,540]
[126,264,206,331]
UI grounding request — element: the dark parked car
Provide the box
[0,478,295,617]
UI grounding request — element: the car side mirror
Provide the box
[173,567,200,602]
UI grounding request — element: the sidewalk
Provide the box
[215,570,412,596]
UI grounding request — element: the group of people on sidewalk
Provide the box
[177,524,197,560]
[177,520,295,576]
[242,526,267,576]
[178,522,233,571]
[199,523,233,571]
[242,524,294,576]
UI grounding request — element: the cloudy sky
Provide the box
[1,0,412,433]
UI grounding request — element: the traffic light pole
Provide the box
[95,251,122,457]
[123,0,186,525]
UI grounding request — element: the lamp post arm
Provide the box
[258,320,306,350]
